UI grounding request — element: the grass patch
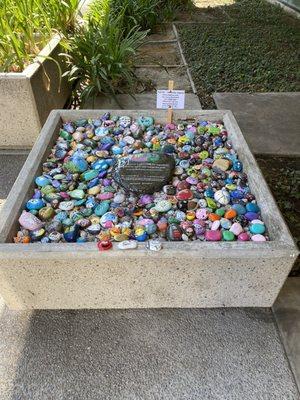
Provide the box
[256,156,300,275]
[177,0,300,108]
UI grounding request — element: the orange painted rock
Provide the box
[208,213,221,222]
[224,209,237,219]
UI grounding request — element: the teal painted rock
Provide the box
[250,223,265,235]
[95,201,110,217]
[81,169,99,181]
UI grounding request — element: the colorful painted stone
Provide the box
[214,189,230,205]
[15,116,267,244]
[18,211,44,231]
[205,230,222,241]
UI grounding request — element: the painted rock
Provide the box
[245,212,259,221]
[246,203,260,213]
[95,201,110,217]
[81,169,99,181]
[214,189,230,205]
[211,220,221,231]
[26,198,45,211]
[224,209,237,219]
[69,189,85,200]
[251,234,266,242]
[100,212,118,227]
[222,230,235,241]
[220,218,232,230]
[230,222,243,236]
[155,200,172,212]
[146,239,162,251]
[176,189,193,201]
[196,208,207,220]
[35,176,50,187]
[250,223,266,235]
[119,116,131,128]
[205,230,222,241]
[117,240,138,250]
[232,203,246,215]
[212,158,231,171]
[167,224,182,241]
[86,224,101,235]
[38,206,55,221]
[64,225,80,242]
[238,232,250,241]
[18,211,43,231]
[65,156,88,173]
[114,193,126,204]
[59,201,75,211]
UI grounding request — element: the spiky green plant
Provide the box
[62,11,147,106]
[0,0,80,72]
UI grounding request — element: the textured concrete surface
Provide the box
[135,67,193,92]
[83,93,201,109]
[0,37,71,149]
[274,277,300,389]
[213,92,300,156]
[0,110,297,309]
[0,152,28,199]
[0,304,299,400]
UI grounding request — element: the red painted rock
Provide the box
[176,189,193,201]
[205,230,222,241]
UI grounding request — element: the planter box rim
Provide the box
[0,109,297,253]
[0,34,62,78]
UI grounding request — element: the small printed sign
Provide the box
[156,89,185,110]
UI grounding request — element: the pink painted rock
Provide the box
[251,234,266,242]
[196,208,208,220]
[18,211,43,231]
[97,192,114,200]
[205,230,222,241]
[230,222,243,236]
[238,232,250,241]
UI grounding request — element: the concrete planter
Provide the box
[0,36,71,149]
[0,109,297,310]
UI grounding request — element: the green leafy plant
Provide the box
[0,0,80,72]
[62,11,147,106]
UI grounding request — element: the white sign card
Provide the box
[156,89,185,110]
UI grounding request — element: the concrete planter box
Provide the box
[0,109,297,310]
[0,36,71,149]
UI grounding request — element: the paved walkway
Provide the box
[0,301,299,399]
[213,92,300,156]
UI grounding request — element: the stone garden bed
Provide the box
[0,110,297,309]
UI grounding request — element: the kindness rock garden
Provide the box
[15,113,268,247]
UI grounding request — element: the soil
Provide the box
[256,155,300,275]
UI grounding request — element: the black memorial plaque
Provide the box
[112,153,175,194]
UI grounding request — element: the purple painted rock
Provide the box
[205,230,222,241]
[245,212,259,221]
[19,211,44,231]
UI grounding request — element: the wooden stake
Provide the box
[167,80,174,123]
[168,80,174,91]
[167,106,173,124]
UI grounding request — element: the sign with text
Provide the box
[156,89,185,109]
